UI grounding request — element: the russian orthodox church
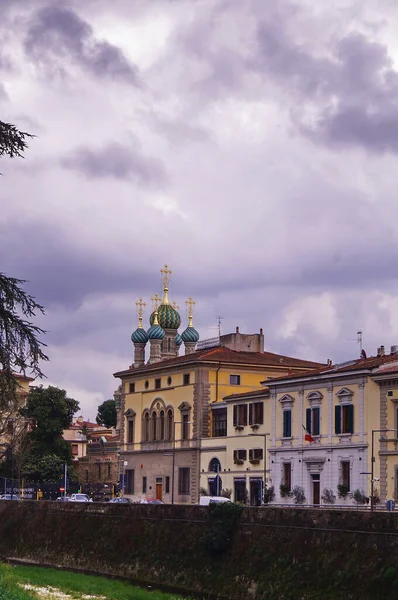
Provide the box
[130,264,200,367]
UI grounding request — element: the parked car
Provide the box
[69,493,93,503]
[109,497,132,504]
[55,496,70,502]
[139,498,164,504]
[199,496,232,506]
[0,494,20,501]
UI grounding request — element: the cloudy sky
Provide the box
[2,0,398,418]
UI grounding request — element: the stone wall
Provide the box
[1,502,398,599]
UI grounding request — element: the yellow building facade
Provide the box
[114,266,323,503]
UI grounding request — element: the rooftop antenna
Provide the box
[217,316,223,338]
[357,331,363,354]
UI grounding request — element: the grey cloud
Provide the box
[254,18,398,152]
[24,6,137,83]
[60,143,168,185]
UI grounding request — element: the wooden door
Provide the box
[156,483,163,501]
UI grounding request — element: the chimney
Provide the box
[327,359,332,367]
[236,326,240,333]
[377,345,385,357]
[391,345,398,355]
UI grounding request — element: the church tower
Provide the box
[149,265,182,360]
[181,296,200,355]
[131,298,148,367]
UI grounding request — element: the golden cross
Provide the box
[151,293,161,310]
[160,264,172,288]
[172,301,180,310]
[185,297,196,317]
[135,298,146,319]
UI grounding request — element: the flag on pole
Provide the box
[302,424,314,443]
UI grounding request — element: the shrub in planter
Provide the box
[221,488,232,499]
[280,483,291,498]
[337,484,349,499]
[321,487,336,504]
[352,488,367,505]
[200,487,209,496]
[263,486,275,504]
[292,485,306,505]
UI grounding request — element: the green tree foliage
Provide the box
[0,274,48,438]
[20,386,80,479]
[24,454,65,483]
[1,122,45,442]
[0,120,33,159]
[96,399,117,428]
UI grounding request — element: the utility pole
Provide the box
[64,463,67,499]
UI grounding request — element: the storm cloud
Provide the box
[24,6,138,83]
[1,0,398,416]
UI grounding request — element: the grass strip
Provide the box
[6,564,188,600]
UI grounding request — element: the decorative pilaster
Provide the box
[358,382,365,443]
[299,391,304,446]
[327,383,333,443]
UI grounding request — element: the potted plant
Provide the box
[263,486,275,504]
[280,483,291,498]
[235,425,244,431]
[352,489,367,505]
[292,485,306,505]
[337,484,349,499]
[251,423,260,431]
[234,458,244,465]
[321,487,336,505]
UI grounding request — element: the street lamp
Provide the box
[371,428,396,512]
[170,420,192,505]
[248,433,270,505]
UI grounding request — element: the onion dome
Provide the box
[181,315,199,343]
[131,327,148,344]
[175,332,183,347]
[149,286,181,330]
[147,311,165,340]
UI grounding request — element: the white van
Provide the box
[199,496,232,506]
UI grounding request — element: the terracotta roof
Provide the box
[264,353,398,384]
[114,346,324,378]
[224,388,270,401]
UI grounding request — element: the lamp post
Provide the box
[171,420,192,505]
[371,428,396,513]
[248,432,270,504]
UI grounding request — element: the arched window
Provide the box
[152,411,157,441]
[209,457,222,473]
[160,410,165,440]
[167,338,171,352]
[167,409,173,441]
[143,412,149,442]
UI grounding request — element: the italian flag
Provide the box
[302,424,314,443]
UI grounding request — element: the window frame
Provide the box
[183,373,190,386]
[335,404,354,435]
[305,406,320,436]
[178,467,190,495]
[129,382,135,393]
[249,402,264,425]
[233,404,248,427]
[282,409,292,438]
[341,461,350,491]
[155,378,161,390]
[283,462,292,492]
[212,408,227,437]
[230,374,241,386]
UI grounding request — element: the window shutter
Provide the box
[306,408,312,435]
[259,403,264,424]
[335,405,341,435]
[233,405,237,426]
[313,407,320,436]
[283,410,291,438]
[249,449,253,461]
[347,404,354,434]
[233,449,238,461]
[242,449,247,460]
[243,405,248,426]
[286,411,291,438]
[249,403,253,425]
